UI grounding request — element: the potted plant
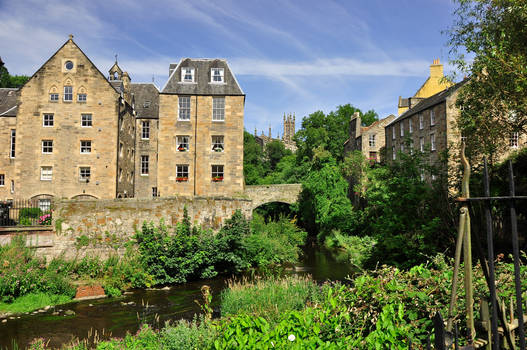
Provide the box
[213,146,223,152]
[212,176,223,182]
[176,177,188,182]
[178,146,186,152]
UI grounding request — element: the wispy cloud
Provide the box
[230,57,430,77]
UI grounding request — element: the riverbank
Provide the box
[23,254,526,349]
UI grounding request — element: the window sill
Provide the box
[49,101,58,103]
[141,138,150,141]
[177,119,191,122]
[40,179,52,182]
[178,82,197,85]
[212,120,225,123]
[208,82,226,85]
[140,174,149,177]
[63,100,73,103]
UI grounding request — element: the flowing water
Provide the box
[0,246,355,349]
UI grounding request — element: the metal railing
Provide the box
[0,199,52,227]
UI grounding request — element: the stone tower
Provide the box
[282,113,295,143]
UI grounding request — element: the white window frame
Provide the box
[212,164,224,181]
[400,123,404,137]
[420,137,425,152]
[430,133,436,151]
[178,96,191,121]
[212,97,225,121]
[0,174,5,186]
[64,86,73,101]
[40,166,52,181]
[510,132,519,148]
[212,135,224,152]
[49,93,59,102]
[176,164,189,181]
[79,167,91,182]
[409,118,413,133]
[39,199,51,212]
[81,114,92,127]
[42,140,53,154]
[80,140,91,154]
[77,93,87,102]
[211,68,225,83]
[181,67,195,83]
[430,109,436,126]
[176,135,190,151]
[392,146,396,160]
[141,155,149,175]
[369,134,376,147]
[43,113,54,127]
[401,143,404,153]
[141,121,150,140]
[419,113,424,130]
[392,126,395,140]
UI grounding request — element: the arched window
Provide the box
[49,86,59,101]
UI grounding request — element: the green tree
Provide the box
[264,140,291,171]
[447,0,527,163]
[0,60,29,88]
[0,60,9,88]
[243,131,267,185]
[361,109,379,127]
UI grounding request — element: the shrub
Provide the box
[324,231,376,269]
[160,316,217,350]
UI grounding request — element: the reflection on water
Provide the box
[0,246,356,349]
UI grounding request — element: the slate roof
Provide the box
[386,80,467,127]
[162,58,244,95]
[0,88,18,117]
[130,83,159,119]
[110,80,123,93]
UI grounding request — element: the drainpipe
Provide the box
[194,95,198,196]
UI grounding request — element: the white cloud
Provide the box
[230,57,430,78]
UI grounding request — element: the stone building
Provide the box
[398,59,453,116]
[254,113,297,152]
[0,36,246,203]
[158,58,245,197]
[344,111,395,162]
[3,35,135,205]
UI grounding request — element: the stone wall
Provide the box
[245,184,302,210]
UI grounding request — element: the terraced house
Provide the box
[0,36,245,204]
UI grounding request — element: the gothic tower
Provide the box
[282,113,295,143]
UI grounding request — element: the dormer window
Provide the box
[211,68,224,83]
[181,67,195,83]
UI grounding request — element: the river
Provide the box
[0,246,356,349]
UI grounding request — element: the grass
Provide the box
[0,293,72,314]
[220,274,322,322]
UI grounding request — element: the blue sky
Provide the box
[0,0,457,136]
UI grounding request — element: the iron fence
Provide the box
[417,159,527,349]
[0,198,52,227]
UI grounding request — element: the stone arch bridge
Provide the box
[244,184,302,211]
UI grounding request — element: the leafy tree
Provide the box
[0,60,29,88]
[264,140,291,171]
[243,131,267,185]
[447,0,527,163]
[361,109,379,127]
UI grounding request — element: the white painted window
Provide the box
[181,67,195,82]
[78,93,87,102]
[64,86,73,101]
[419,113,424,129]
[430,109,436,126]
[211,68,224,83]
[79,167,91,182]
[0,174,4,186]
[392,126,395,140]
[141,155,149,175]
[41,166,52,181]
[80,140,91,154]
[141,121,150,139]
[212,164,224,181]
[420,137,425,152]
[510,132,519,148]
[177,135,189,151]
[42,140,53,154]
[369,134,376,147]
[212,135,224,152]
[400,123,404,137]
[212,97,225,121]
[39,199,51,212]
[409,118,413,133]
[176,164,189,181]
[178,96,191,120]
[50,93,59,101]
[409,139,414,154]
[431,133,436,151]
[81,114,92,127]
[392,146,396,160]
[43,114,54,127]
[401,143,404,152]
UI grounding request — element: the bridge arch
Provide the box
[244,184,302,211]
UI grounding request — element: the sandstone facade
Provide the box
[344,112,395,162]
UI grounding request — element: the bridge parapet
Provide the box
[244,184,302,210]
